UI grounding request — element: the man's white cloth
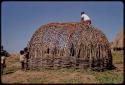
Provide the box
[81,14,90,21]
[1,56,6,64]
[20,55,25,62]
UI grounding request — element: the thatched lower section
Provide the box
[28,22,114,71]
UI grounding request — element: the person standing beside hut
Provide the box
[19,50,25,70]
[1,51,6,74]
[1,46,9,74]
[24,47,29,70]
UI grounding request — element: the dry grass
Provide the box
[1,52,124,84]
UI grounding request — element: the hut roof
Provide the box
[111,30,124,48]
[29,22,109,49]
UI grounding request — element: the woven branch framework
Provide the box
[28,22,113,71]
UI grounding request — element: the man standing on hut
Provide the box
[81,12,91,25]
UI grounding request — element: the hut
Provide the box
[111,31,124,52]
[27,22,114,71]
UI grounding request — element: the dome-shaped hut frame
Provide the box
[28,22,114,71]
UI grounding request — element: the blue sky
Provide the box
[1,1,123,53]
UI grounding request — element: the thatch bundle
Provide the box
[28,22,114,71]
[111,31,124,50]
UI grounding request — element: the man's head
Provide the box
[20,50,24,55]
[24,47,28,53]
[1,50,5,56]
[81,12,85,15]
